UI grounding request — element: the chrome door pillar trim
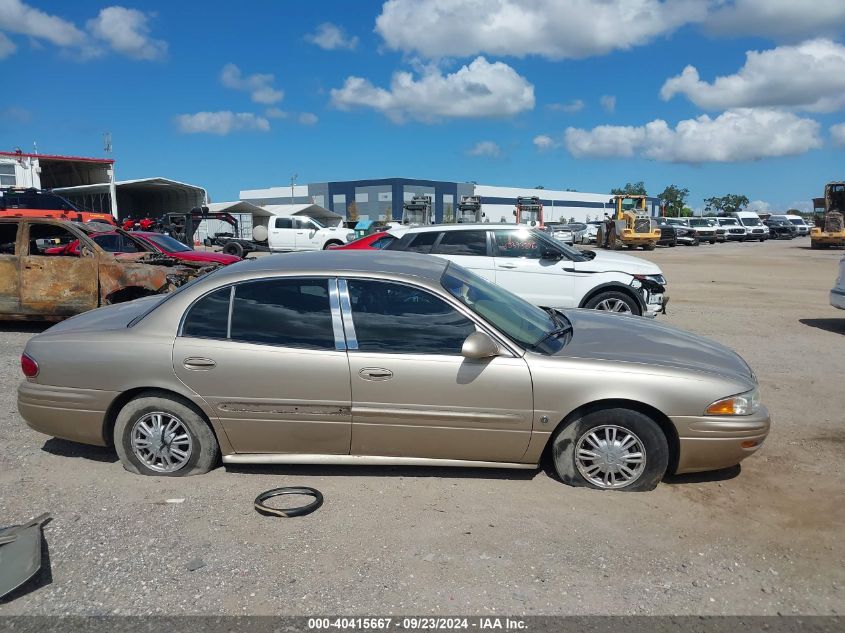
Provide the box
[327,278,347,351]
[337,279,358,350]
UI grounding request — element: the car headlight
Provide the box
[346,232,355,241]
[633,274,666,285]
[705,388,760,416]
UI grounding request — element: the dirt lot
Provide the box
[1,238,843,616]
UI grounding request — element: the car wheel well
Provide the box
[579,285,643,314]
[543,399,680,475]
[103,388,220,449]
[104,286,157,305]
[323,239,343,249]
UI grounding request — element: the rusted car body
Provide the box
[0,218,219,320]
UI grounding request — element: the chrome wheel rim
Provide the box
[575,425,646,489]
[594,298,632,313]
[130,412,193,473]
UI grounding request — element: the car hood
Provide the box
[575,250,662,276]
[171,251,241,265]
[555,309,754,383]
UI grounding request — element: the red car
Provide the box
[328,231,396,250]
[45,230,241,265]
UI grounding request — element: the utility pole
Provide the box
[290,173,298,204]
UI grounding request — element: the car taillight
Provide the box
[21,353,39,378]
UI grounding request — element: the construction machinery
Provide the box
[810,182,845,249]
[597,195,660,251]
[514,196,543,227]
[456,195,484,223]
[402,194,433,225]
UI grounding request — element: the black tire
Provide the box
[551,408,669,491]
[709,239,716,245]
[669,238,677,247]
[642,242,656,251]
[323,240,343,250]
[223,242,244,258]
[691,239,700,246]
[114,393,219,477]
[583,290,641,316]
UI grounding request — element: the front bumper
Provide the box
[17,381,114,446]
[672,406,770,474]
[831,287,845,310]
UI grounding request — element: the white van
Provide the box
[733,211,768,242]
[784,214,811,236]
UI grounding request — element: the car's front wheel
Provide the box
[114,393,219,476]
[551,408,669,491]
[583,290,641,315]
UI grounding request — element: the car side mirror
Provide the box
[461,331,499,360]
[79,245,94,258]
[540,249,562,261]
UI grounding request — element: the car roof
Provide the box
[209,250,449,283]
[399,223,526,233]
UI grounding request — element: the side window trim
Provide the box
[327,278,347,351]
[337,279,358,350]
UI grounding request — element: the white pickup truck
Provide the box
[217,215,355,257]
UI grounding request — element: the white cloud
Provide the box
[0,31,14,58]
[467,141,501,158]
[564,108,822,163]
[600,95,616,113]
[746,200,771,213]
[375,0,706,60]
[661,39,845,113]
[175,111,271,135]
[306,22,358,50]
[533,135,557,150]
[265,107,288,119]
[220,63,284,104]
[832,123,845,148]
[0,0,85,47]
[298,112,319,125]
[87,6,166,61]
[548,100,584,113]
[330,56,534,123]
[705,0,845,40]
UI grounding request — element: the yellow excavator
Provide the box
[597,195,661,251]
[810,182,845,249]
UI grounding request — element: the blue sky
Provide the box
[2,0,845,212]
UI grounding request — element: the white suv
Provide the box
[388,224,667,317]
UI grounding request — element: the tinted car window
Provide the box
[0,223,17,254]
[182,287,231,339]
[432,230,487,256]
[405,231,439,254]
[274,217,293,229]
[231,279,334,349]
[347,280,476,354]
[493,230,543,258]
[92,234,123,252]
[370,236,395,249]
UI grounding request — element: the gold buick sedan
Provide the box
[18,251,770,491]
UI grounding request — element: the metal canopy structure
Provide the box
[54,177,207,219]
[262,203,343,224]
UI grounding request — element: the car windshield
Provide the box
[720,218,739,226]
[741,217,762,226]
[526,228,587,261]
[689,219,711,226]
[441,263,568,354]
[144,233,193,252]
[789,219,804,225]
[562,223,586,231]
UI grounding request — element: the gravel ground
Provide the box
[0,238,843,616]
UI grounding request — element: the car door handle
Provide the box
[183,357,216,370]
[497,263,517,269]
[359,368,393,381]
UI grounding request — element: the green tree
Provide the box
[703,194,750,216]
[657,184,689,217]
[680,207,694,217]
[611,181,647,196]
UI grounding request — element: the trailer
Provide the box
[456,195,483,223]
[402,195,433,225]
[514,196,543,227]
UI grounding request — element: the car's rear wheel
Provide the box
[551,408,668,491]
[584,291,640,315]
[223,242,244,258]
[114,394,219,476]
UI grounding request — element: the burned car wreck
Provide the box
[0,218,220,320]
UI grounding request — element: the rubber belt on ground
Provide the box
[254,487,324,518]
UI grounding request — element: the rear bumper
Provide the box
[672,406,770,474]
[17,381,114,446]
